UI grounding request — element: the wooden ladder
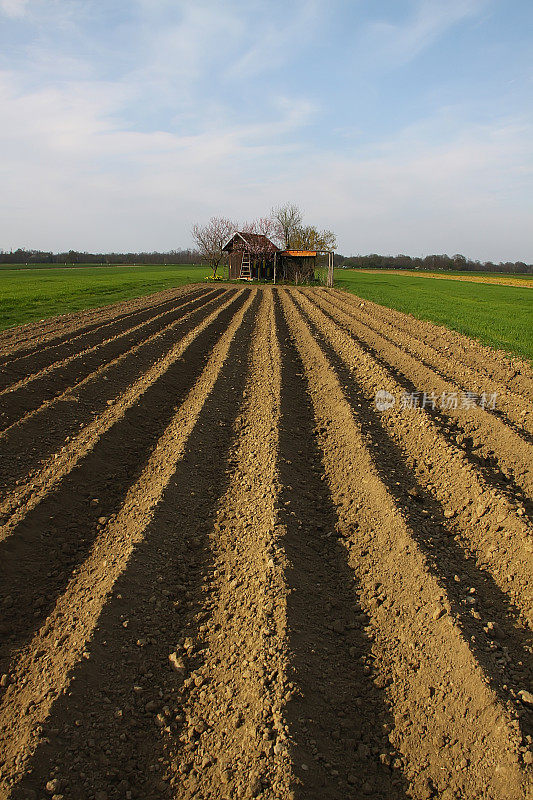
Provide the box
[239,252,252,281]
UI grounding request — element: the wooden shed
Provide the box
[222,232,334,285]
[277,250,317,283]
[222,232,279,281]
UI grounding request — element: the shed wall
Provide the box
[281,255,316,282]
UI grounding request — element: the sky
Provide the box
[0,0,532,262]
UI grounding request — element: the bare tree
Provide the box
[240,217,280,257]
[271,203,303,249]
[271,205,336,251]
[191,217,237,276]
[242,216,279,243]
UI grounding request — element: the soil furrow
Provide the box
[293,289,533,629]
[0,284,203,364]
[0,289,221,431]
[0,292,254,671]
[329,288,533,401]
[0,288,258,797]
[308,290,533,504]
[166,288,292,799]
[0,287,216,398]
[0,290,241,529]
[0,285,531,800]
[289,291,533,743]
[317,292,533,513]
[305,292,533,524]
[280,288,532,800]
[274,291,409,799]
[321,289,533,440]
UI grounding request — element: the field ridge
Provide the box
[0,286,531,800]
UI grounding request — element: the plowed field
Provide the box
[0,285,532,800]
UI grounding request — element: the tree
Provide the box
[191,217,237,276]
[271,204,336,251]
[242,216,279,243]
[291,225,336,251]
[452,254,467,271]
[240,217,280,260]
[271,203,303,249]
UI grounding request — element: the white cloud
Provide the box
[0,0,531,262]
[0,0,29,18]
[360,0,490,67]
[0,69,315,251]
[1,60,530,263]
[132,2,242,92]
[225,0,323,79]
[294,114,533,261]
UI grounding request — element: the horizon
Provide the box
[1,0,532,262]
[2,245,532,268]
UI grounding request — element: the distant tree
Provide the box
[393,254,412,269]
[271,203,303,249]
[191,217,237,276]
[452,254,467,271]
[1,240,531,274]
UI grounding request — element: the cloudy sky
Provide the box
[0,0,531,261]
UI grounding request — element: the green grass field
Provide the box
[335,269,533,362]
[0,264,210,331]
[1,263,530,363]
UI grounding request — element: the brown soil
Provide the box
[0,286,531,800]
[329,289,533,399]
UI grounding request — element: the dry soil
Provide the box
[0,285,531,800]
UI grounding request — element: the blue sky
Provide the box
[0,0,531,261]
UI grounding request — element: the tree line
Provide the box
[2,241,531,275]
[0,249,200,265]
[336,253,532,274]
